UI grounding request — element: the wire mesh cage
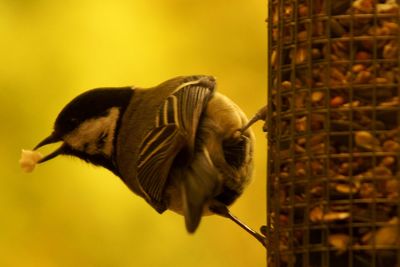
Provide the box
[267,0,400,266]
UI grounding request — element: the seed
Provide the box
[372,166,392,177]
[335,183,359,194]
[383,40,398,59]
[355,51,372,61]
[362,217,399,246]
[281,81,292,90]
[311,91,324,103]
[353,0,374,13]
[377,3,399,13]
[331,19,345,37]
[353,70,372,84]
[295,116,307,132]
[381,156,395,167]
[295,48,307,64]
[309,206,351,223]
[283,4,293,18]
[297,31,307,41]
[298,4,308,17]
[328,234,350,255]
[355,131,381,151]
[380,97,400,107]
[352,64,365,73]
[330,96,345,107]
[342,100,360,108]
[386,179,399,199]
[382,21,399,35]
[294,92,307,109]
[309,206,323,222]
[295,144,306,153]
[311,48,321,59]
[323,211,350,222]
[271,49,277,67]
[383,140,400,152]
[374,77,388,84]
[360,183,376,199]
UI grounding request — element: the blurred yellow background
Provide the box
[0,0,267,266]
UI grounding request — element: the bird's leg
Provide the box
[240,105,267,133]
[209,202,267,248]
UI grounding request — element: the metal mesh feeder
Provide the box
[267,0,400,266]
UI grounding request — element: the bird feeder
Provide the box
[267,0,400,266]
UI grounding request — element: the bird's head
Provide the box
[34,87,133,173]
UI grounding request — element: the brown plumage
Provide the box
[27,75,265,245]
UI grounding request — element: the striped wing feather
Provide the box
[136,78,215,211]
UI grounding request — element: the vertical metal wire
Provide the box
[371,4,379,267]
[348,1,355,266]
[304,0,313,265]
[267,0,400,266]
[267,0,273,264]
[325,1,333,266]
[396,3,400,267]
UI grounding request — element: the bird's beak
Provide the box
[34,133,65,164]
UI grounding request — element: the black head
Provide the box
[34,87,133,173]
[53,88,133,136]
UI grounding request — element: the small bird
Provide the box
[26,75,266,246]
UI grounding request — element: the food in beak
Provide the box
[20,134,64,173]
[19,149,43,173]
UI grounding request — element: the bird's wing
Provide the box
[136,76,216,212]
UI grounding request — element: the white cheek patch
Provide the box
[64,107,120,156]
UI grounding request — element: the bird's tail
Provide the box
[180,148,221,233]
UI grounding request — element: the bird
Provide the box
[27,75,266,246]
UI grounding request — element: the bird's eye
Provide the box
[68,118,79,125]
[83,142,89,151]
[96,132,108,149]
